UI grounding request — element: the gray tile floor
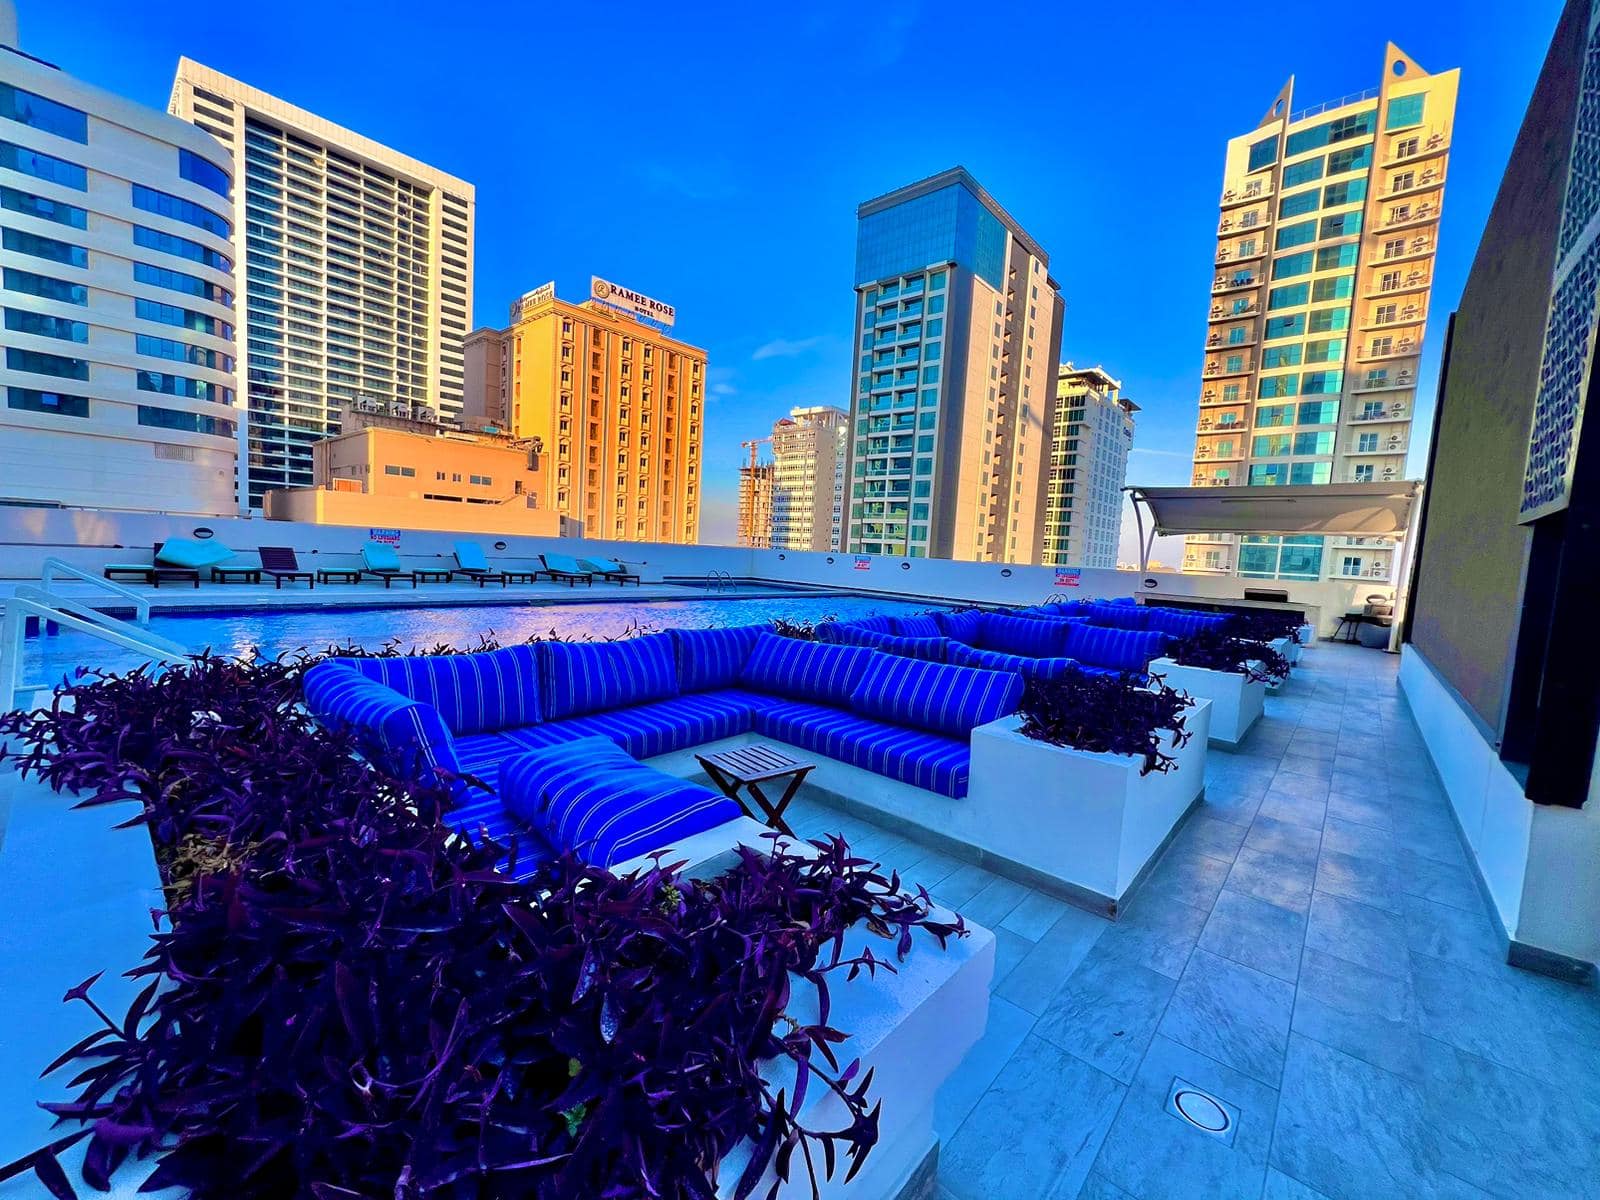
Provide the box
[779,641,1600,1200]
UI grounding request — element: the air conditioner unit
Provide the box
[331,478,362,493]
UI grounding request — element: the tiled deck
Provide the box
[780,641,1600,1200]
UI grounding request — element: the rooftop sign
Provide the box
[509,281,556,324]
[591,276,675,327]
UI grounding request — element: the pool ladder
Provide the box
[704,570,734,593]
[0,559,189,712]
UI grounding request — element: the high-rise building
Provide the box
[497,282,704,544]
[772,405,848,552]
[462,325,508,428]
[736,456,773,549]
[1045,365,1136,568]
[846,167,1064,562]
[168,59,475,512]
[0,27,238,514]
[1185,44,1457,582]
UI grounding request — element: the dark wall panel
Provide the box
[1409,0,1586,734]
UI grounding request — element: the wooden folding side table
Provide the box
[695,744,815,837]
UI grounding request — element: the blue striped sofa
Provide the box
[302,626,1026,869]
[1080,602,1231,640]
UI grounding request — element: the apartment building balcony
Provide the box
[1194,443,1244,462]
[1378,203,1442,232]
[1363,273,1431,300]
[1195,413,1245,433]
[1351,371,1415,393]
[1358,306,1426,333]
[1212,274,1261,294]
[1346,435,1408,456]
[1220,179,1273,209]
[1383,126,1451,166]
[1383,167,1446,200]
[1207,329,1259,352]
[1203,358,1255,379]
[1360,338,1421,362]
[1350,400,1412,424]
[1199,385,1250,407]
[1216,210,1265,238]
[1209,301,1259,323]
[1215,243,1266,266]
[1368,237,1435,267]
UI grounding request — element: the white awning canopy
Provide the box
[1125,481,1421,538]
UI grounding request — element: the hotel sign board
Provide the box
[1054,567,1082,587]
[509,281,556,324]
[591,276,675,327]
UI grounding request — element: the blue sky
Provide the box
[24,0,1563,553]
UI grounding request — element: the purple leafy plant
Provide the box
[0,647,961,1199]
[1169,628,1291,684]
[1018,668,1195,775]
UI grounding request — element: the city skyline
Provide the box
[18,0,1563,554]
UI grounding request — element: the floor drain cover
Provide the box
[1165,1079,1239,1146]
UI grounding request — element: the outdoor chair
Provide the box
[580,556,641,586]
[537,552,594,586]
[361,542,419,588]
[259,546,315,589]
[451,541,508,587]
[102,539,216,588]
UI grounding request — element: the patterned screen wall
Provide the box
[1522,3,1600,521]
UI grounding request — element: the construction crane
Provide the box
[741,436,771,468]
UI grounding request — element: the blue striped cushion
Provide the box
[755,701,972,798]
[946,642,1118,684]
[303,660,464,780]
[892,613,945,638]
[1140,608,1230,639]
[848,656,1021,737]
[973,611,1074,658]
[670,624,768,692]
[1014,603,1092,622]
[344,646,542,735]
[739,633,877,706]
[826,623,946,661]
[501,737,740,868]
[1107,596,1139,605]
[540,633,679,720]
[1063,623,1173,671]
[932,609,984,643]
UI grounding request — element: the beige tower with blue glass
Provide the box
[1186,44,1457,583]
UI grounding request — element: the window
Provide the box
[1342,556,1363,576]
[1247,136,1277,171]
[1301,370,1342,394]
[1328,145,1372,175]
[1249,464,1289,486]
[138,370,229,403]
[7,347,88,380]
[1394,136,1420,159]
[1297,400,1339,425]
[1289,463,1331,485]
[1316,244,1359,271]
[1285,111,1374,156]
[1255,403,1294,427]
[1279,191,1320,219]
[136,334,228,370]
[3,267,85,305]
[1293,431,1334,455]
[0,184,87,228]
[1227,327,1246,345]
[1253,434,1292,457]
[1312,276,1353,302]
[0,83,89,141]
[1392,170,1415,193]
[131,184,230,238]
[136,298,230,339]
[5,308,87,342]
[1272,251,1314,279]
[1371,335,1394,356]
[1305,337,1344,363]
[2,227,87,267]
[7,385,88,417]
[1282,158,1324,189]
[1263,345,1301,368]
[1354,464,1375,482]
[1308,307,1349,334]
[1374,303,1398,325]
[1323,179,1366,207]
[0,139,87,189]
[1274,220,1316,250]
[136,405,236,438]
[1319,212,1360,240]
[1358,432,1379,452]
[1382,237,1407,259]
[1259,374,1298,398]
[1265,314,1306,340]
[1386,93,1425,130]
[133,262,232,306]
[133,226,231,272]
[1268,282,1309,310]
[179,149,230,198]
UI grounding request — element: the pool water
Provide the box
[20,594,941,686]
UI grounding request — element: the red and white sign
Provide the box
[853,556,872,571]
[369,528,401,546]
[1054,567,1082,587]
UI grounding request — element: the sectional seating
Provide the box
[1062,623,1174,672]
[1081,602,1231,640]
[822,623,948,661]
[948,642,1119,685]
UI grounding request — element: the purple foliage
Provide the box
[0,647,961,1199]
[1169,628,1291,684]
[1018,667,1195,775]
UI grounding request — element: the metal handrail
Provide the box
[40,556,153,625]
[0,593,189,713]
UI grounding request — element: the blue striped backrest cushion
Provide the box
[1064,624,1172,671]
[739,633,877,706]
[347,645,542,735]
[932,608,984,644]
[1142,608,1229,639]
[1086,603,1151,630]
[852,614,900,634]
[947,642,1086,685]
[1014,603,1091,622]
[303,660,465,781]
[848,655,1023,738]
[835,626,947,661]
[670,624,767,692]
[973,611,1074,658]
[893,613,945,638]
[540,633,680,720]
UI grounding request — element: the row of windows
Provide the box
[1285,110,1374,158]
[7,346,87,380]
[1258,370,1344,398]
[138,369,230,404]
[1279,178,1366,219]
[1268,276,1353,310]
[0,184,86,228]
[1282,144,1371,189]
[5,307,87,342]
[132,262,232,307]
[136,333,231,371]
[1271,243,1359,279]
[135,297,232,339]
[131,184,230,238]
[1252,431,1336,457]
[133,225,231,272]
[3,266,86,305]
[7,385,88,417]
[1261,338,1344,368]
[178,149,229,198]
[1249,462,1333,486]
[0,138,86,189]
[138,404,236,438]
[0,83,89,143]
[2,226,86,267]
[1254,400,1340,427]
[1266,308,1350,339]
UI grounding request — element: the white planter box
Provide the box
[1297,622,1315,647]
[1150,658,1264,748]
[964,699,1211,909]
[1268,637,1292,689]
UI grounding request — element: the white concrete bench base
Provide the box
[1150,658,1265,748]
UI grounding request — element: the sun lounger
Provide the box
[102,539,221,588]
[361,542,418,588]
[580,556,641,586]
[537,552,594,586]
[259,546,315,589]
[451,541,508,587]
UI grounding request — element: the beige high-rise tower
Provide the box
[772,405,848,552]
[1185,44,1456,583]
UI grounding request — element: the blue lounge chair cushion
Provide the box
[1140,608,1231,639]
[542,552,591,576]
[932,609,984,644]
[739,633,877,707]
[541,633,679,720]
[1108,596,1138,605]
[849,655,1022,738]
[342,645,543,735]
[1063,623,1173,672]
[453,541,493,572]
[972,611,1075,658]
[822,623,945,659]
[670,624,770,692]
[1085,602,1151,630]
[154,537,232,569]
[363,542,404,572]
[1013,603,1091,622]
[501,736,740,868]
[581,556,628,573]
[947,642,1122,684]
[302,661,464,781]
[893,613,945,638]
[755,700,972,798]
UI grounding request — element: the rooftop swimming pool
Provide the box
[20,593,941,685]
